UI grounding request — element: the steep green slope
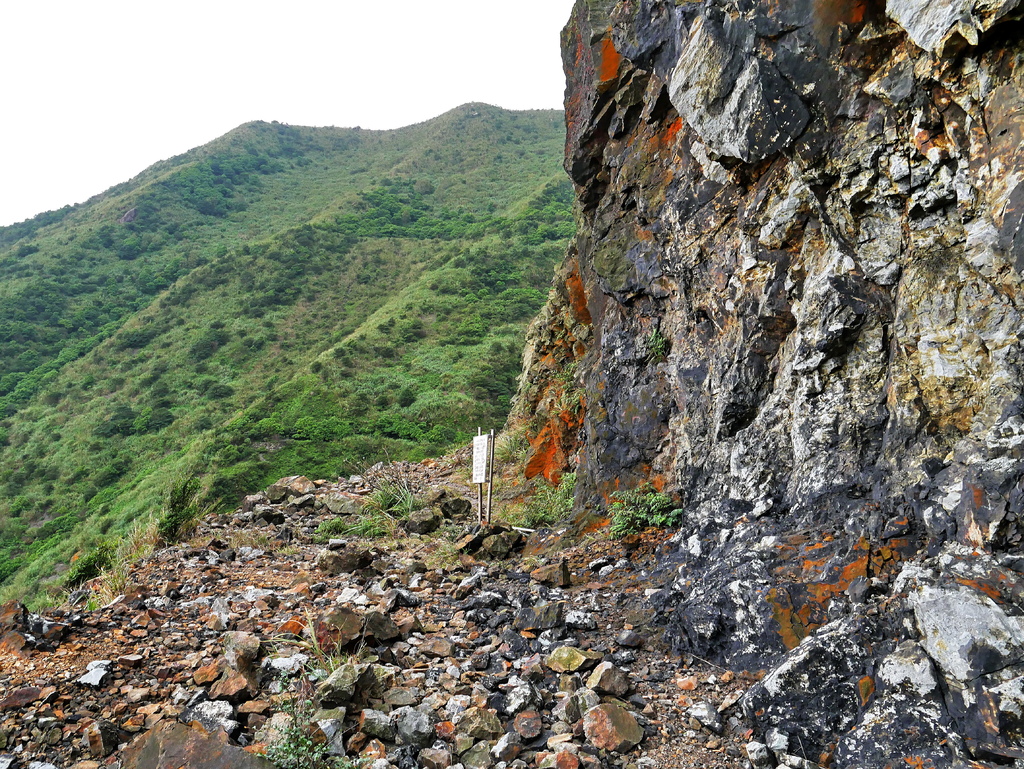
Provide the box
[0,104,571,603]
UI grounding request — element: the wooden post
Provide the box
[486,429,495,525]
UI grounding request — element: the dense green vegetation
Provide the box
[608,485,682,537]
[0,104,571,604]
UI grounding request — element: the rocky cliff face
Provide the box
[518,0,1024,763]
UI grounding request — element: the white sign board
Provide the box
[472,434,490,484]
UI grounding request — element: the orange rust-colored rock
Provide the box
[768,539,872,649]
[525,415,579,485]
[120,720,275,769]
[275,617,306,637]
[564,265,592,327]
[597,35,622,86]
[193,662,223,686]
[857,676,875,707]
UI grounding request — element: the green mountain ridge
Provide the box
[0,103,572,604]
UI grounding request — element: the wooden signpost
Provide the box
[472,428,495,524]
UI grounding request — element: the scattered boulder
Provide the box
[317,663,373,709]
[83,720,120,758]
[419,636,454,659]
[582,704,644,753]
[440,497,472,519]
[688,702,723,735]
[77,661,113,689]
[459,708,503,741]
[319,493,363,516]
[418,747,452,769]
[315,607,363,651]
[359,709,396,742]
[393,706,433,748]
[514,602,564,632]
[406,508,443,535]
[586,662,631,696]
[266,476,316,503]
[315,546,373,575]
[222,632,261,676]
[461,740,493,769]
[362,610,401,643]
[546,646,600,674]
[0,688,42,711]
[531,560,571,588]
[479,531,523,560]
[180,700,240,738]
[514,711,543,740]
[119,721,274,769]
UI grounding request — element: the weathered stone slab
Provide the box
[120,721,275,769]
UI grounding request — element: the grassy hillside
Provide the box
[0,104,571,604]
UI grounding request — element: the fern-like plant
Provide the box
[645,328,669,363]
[608,484,681,537]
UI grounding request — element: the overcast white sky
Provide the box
[0,0,577,228]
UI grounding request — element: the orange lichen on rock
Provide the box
[768,539,873,649]
[665,118,684,145]
[524,405,584,485]
[767,585,818,649]
[579,517,610,536]
[597,35,622,85]
[565,266,592,326]
[857,676,876,707]
[955,578,1004,602]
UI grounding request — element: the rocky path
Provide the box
[0,461,754,769]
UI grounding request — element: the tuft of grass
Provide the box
[494,427,530,465]
[607,484,681,538]
[158,475,206,543]
[67,516,159,604]
[65,539,118,588]
[364,475,420,518]
[227,530,276,551]
[327,463,426,540]
[313,518,351,543]
[504,472,576,529]
[423,524,463,571]
[337,509,402,539]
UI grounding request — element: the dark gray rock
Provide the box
[742,617,877,759]
[359,708,396,742]
[315,546,373,575]
[513,602,564,632]
[440,497,473,519]
[669,10,809,163]
[516,0,1024,760]
[406,507,443,535]
[393,706,433,748]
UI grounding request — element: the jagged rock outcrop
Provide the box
[518,0,1024,763]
